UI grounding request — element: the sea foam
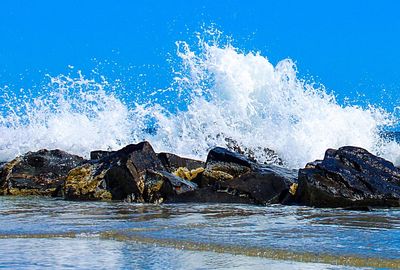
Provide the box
[1,33,399,168]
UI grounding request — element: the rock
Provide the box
[142,170,197,203]
[158,152,205,182]
[0,162,5,175]
[173,167,205,181]
[157,152,205,172]
[65,141,162,201]
[63,163,113,200]
[296,146,400,208]
[207,146,254,168]
[90,150,115,160]
[175,147,297,205]
[215,166,298,204]
[0,150,84,196]
[168,186,255,204]
[199,147,252,187]
[224,137,284,165]
[64,141,198,202]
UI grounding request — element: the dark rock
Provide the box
[142,170,198,203]
[207,146,254,168]
[0,162,5,175]
[216,166,297,205]
[175,147,297,205]
[90,150,115,160]
[296,146,400,208]
[157,152,205,172]
[65,141,162,201]
[157,152,205,183]
[64,141,198,202]
[168,186,255,204]
[225,137,284,165]
[0,149,84,196]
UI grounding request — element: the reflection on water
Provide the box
[0,238,362,270]
[0,196,399,269]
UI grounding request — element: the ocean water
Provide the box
[1,30,400,169]
[0,197,399,270]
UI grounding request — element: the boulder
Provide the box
[142,170,197,203]
[175,147,297,205]
[157,152,205,183]
[157,152,205,182]
[215,166,298,204]
[64,141,197,202]
[0,149,84,196]
[63,162,113,200]
[0,162,5,175]
[167,186,256,204]
[225,137,284,165]
[157,152,205,172]
[295,146,400,208]
[90,150,115,160]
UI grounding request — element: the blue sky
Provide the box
[1,0,400,112]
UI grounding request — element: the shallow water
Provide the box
[0,197,399,269]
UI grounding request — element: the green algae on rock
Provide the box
[172,147,298,205]
[64,141,197,203]
[173,167,205,181]
[63,163,112,201]
[0,149,84,196]
[158,152,205,172]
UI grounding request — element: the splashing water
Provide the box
[1,32,399,168]
[0,73,135,160]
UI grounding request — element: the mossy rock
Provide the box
[64,163,111,201]
[0,150,84,197]
[173,167,205,181]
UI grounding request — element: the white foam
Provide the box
[143,41,400,168]
[0,74,134,160]
[1,34,399,168]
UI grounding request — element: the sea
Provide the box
[0,29,400,269]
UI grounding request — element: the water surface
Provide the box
[0,196,399,269]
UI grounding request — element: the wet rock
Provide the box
[225,137,284,165]
[199,147,252,187]
[63,163,113,200]
[142,170,197,203]
[65,141,162,201]
[0,150,84,196]
[178,147,297,205]
[0,162,5,176]
[90,150,115,160]
[158,152,205,182]
[157,152,205,172]
[215,166,298,205]
[296,146,400,208]
[168,186,255,204]
[173,167,205,181]
[64,141,198,202]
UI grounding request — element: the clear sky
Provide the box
[1,0,400,112]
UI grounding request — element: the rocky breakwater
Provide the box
[295,146,400,208]
[1,142,400,209]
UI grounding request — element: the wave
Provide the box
[1,30,399,168]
